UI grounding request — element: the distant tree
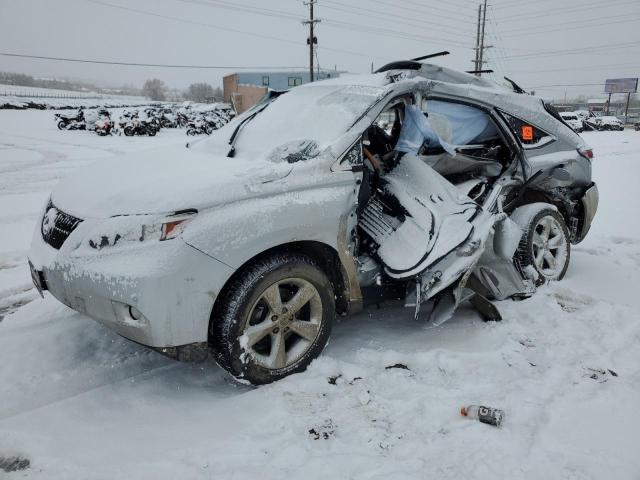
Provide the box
[213,86,223,102]
[0,72,36,87]
[185,82,215,103]
[142,78,167,101]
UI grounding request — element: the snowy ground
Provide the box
[1,110,639,479]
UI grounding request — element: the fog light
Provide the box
[129,306,142,320]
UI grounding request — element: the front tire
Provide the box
[211,254,335,385]
[515,208,570,286]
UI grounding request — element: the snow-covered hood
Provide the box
[51,145,292,218]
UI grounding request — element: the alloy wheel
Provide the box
[241,278,323,370]
[532,215,568,279]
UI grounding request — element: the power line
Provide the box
[499,14,640,36]
[366,0,476,20]
[177,0,300,21]
[0,52,307,69]
[174,0,470,51]
[502,41,640,60]
[496,0,587,10]
[322,0,475,25]
[321,18,470,47]
[497,0,640,22]
[485,11,510,79]
[188,0,472,40]
[499,12,640,34]
[309,2,475,44]
[510,62,640,75]
[83,0,389,62]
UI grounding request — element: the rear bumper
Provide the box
[28,227,234,348]
[575,183,599,244]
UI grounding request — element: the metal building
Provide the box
[223,70,341,113]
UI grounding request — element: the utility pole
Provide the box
[303,1,320,82]
[624,92,631,125]
[471,0,492,76]
[478,0,488,73]
[473,4,481,74]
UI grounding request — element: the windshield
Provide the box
[227,84,386,161]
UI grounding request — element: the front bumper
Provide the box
[28,220,234,348]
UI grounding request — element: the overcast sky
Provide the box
[1,0,639,100]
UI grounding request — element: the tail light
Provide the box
[578,148,593,160]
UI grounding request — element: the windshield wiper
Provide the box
[226,103,271,158]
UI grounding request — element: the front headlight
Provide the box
[87,211,197,250]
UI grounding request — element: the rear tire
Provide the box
[124,126,135,136]
[57,120,66,130]
[211,253,335,385]
[514,208,570,286]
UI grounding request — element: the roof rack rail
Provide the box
[374,61,421,73]
[374,51,450,74]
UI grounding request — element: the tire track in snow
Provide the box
[0,362,181,421]
[0,284,37,322]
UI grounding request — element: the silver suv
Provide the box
[28,62,598,384]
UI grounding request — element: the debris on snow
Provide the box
[0,456,30,473]
[308,419,336,440]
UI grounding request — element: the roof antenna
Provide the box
[504,76,527,94]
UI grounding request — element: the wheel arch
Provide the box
[207,240,352,343]
[508,190,571,230]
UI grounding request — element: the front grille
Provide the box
[41,201,82,250]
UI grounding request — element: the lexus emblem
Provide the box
[42,206,58,236]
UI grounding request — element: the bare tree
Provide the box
[213,87,223,102]
[142,79,167,101]
[185,82,215,103]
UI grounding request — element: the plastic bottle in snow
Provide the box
[460,405,504,427]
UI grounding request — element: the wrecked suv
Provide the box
[28,62,598,384]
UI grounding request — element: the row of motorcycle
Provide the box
[54,105,235,136]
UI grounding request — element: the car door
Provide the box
[356,94,500,302]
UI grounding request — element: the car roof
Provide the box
[296,62,582,146]
[301,63,546,115]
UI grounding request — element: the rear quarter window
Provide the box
[502,112,554,148]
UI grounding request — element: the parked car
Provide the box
[585,115,624,131]
[559,111,583,133]
[29,62,598,384]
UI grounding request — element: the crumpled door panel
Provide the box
[360,154,496,293]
